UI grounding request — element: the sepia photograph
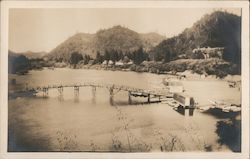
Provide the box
[1,1,249,159]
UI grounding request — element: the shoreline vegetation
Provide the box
[8,55,240,80]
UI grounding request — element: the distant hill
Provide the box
[93,25,143,54]
[151,11,241,66]
[140,32,166,51]
[48,25,165,62]
[48,33,95,61]
[20,51,47,59]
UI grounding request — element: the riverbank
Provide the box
[44,58,240,79]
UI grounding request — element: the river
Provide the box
[8,68,241,152]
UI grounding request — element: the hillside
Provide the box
[48,33,95,61]
[140,32,166,51]
[94,25,142,54]
[151,11,241,67]
[47,25,165,62]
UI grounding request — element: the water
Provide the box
[8,68,241,152]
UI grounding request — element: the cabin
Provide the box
[102,60,108,65]
[173,93,195,108]
[127,61,134,65]
[115,60,124,66]
[108,60,114,66]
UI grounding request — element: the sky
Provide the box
[9,8,241,53]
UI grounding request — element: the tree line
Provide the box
[69,47,149,65]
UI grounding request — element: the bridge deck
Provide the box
[14,83,173,98]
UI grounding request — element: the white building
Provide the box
[108,60,114,66]
[115,60,124,66]
[192,47,224,59]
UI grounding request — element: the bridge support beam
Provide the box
[58,86,64,101]
[109,87,114,96]
[92,86,96,97]
[42,87,48,98]
[109,87,114,105]
[58,86,63,95]
[92,86,96,104]
[128,91,132,104]
[147,94,150,103]
[74,86,79,103]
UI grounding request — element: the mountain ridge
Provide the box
[47,25,165,61]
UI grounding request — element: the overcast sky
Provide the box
[9,8,241,53]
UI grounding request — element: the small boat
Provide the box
[173,93,195,108]
[206,100,241,113]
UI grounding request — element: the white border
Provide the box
[0,1,249,159]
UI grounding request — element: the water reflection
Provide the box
[8,112,52,152]
[203,108,240,119]
[173,106,195,116]
[58,94,64,101]
[215,116,241,152]
[92,87,96,104]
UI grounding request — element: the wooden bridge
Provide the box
[10,82,173,103]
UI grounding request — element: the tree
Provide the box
[69,52,83,68]
[8,54,30,74]
[104,50,110,61]
[84,55,91,65]
[118,51,124,61]
[134,47,145,65]
[95,51,103,64]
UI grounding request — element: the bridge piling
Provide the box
[109,87,114,96]
[74,86,79,103]
[92,86,96,104]
[58,86,63,95]
[128,91,132,104]
[147,94,150,103]
[42,87,48,98]
[92,86,96,97]
[57,86,64,101]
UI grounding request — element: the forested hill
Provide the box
[47,25,165,62]
[151,11,241,65]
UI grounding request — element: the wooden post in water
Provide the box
[147,94,150,103]
[128,91,132,104]
[109,86,114,105]
[92,86,96,97]
[42,87,48,98]
[92,86,96,104]
[109,87,114,97]
[74,86,79,103]
[58,86,63,95]
[58,86,63,101]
